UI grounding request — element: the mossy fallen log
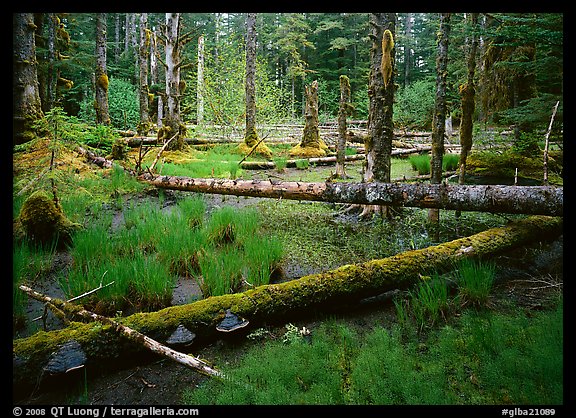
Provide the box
[13,215,562,394]
[138,175,563,216]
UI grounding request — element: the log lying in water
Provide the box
[12,215,563,393]
[138,174,563,216]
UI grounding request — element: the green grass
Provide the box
[408,153,460,175]
[407,276,450,331]
[182,300,563,405]
[47,195,284,311]
[454,258,496,307]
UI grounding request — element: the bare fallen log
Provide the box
[12,215,562,393]
[19,285,224,380]
[138,174,563,216]
[76,146,137,176]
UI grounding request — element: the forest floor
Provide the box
[12,137,564,406]
[13,191,564,406]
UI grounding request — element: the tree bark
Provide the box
[13,13,45,145]
[162,13,185,150]
[94,13,110,126]
[197,34,205,126]
[335,75,352,178]
[239,13,272,159]
[13,215,563,394]
[290,80,327,158]
[456,13,479,219]
[429,13,451,231]
[363,13,396,217]
[137,13,150,136]
[137,174,563,216]
[244,13,259,147]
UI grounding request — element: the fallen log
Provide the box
[137,174,563,216]
[12,216,562,394]
[19,285,225,380]
[240,154,366,170]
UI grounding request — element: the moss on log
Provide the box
[13,216,562,393]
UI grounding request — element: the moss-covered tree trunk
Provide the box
[137,13,150,136]
[13,13,45,145]
[94,13,110,126]
[429,13,451,234]
[335,75,352,178]
[13,216,562,395]
[456,13,479,218]
[290,80,328,158]
[239,13,272,159]
[362,13,396,218]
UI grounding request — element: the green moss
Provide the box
[289,144,326,158]
[13,216,562,386]
[381,29,395,88]
[237,141,273,160]
[16,190,82,248]
[97,74,109,91]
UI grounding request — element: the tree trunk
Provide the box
[94,13,110,126]
[13,13,45,145]
[429,13,451,233]
[239,13,271,159]
[197,34,205,126]
[363,13,396,217]
[404,13,413,87]
[13,215,563,394]
[290,80,327,158]
[457,13,479,218]
[335,75,352,178]
[244,13,259,147]
[137,13,150,136]
[162,12,185,150]
[137,174,563,216]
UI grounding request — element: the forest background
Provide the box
[28,12,563,144]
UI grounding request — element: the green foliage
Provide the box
[407,276,450,330]
[183,301,563,405]
[295,159,309,170]
[79,78,139,130]
[394,79,436,129]
[408,154,430,175]
[454,259,496,307]
[409,153,459,175]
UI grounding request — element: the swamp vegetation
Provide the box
[13,11,563,408]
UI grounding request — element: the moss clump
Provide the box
[97,74,109,91]
[111,138,127,160]
[15,190,82,249]
[289,144,327,158]
[237,141,273,160]
[381,29,395,88]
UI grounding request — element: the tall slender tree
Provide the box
[361,12,396,218]
[457,13,479,191]
[94,13,110,125]
[161,12,186,150]
[13,13,45,145]
[428,13,451,233]
[137,13,150,135]
[196,34,205,126]
[239,12,272,158]
[335,74,352,178]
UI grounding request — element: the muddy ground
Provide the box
[12,191,564,406]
